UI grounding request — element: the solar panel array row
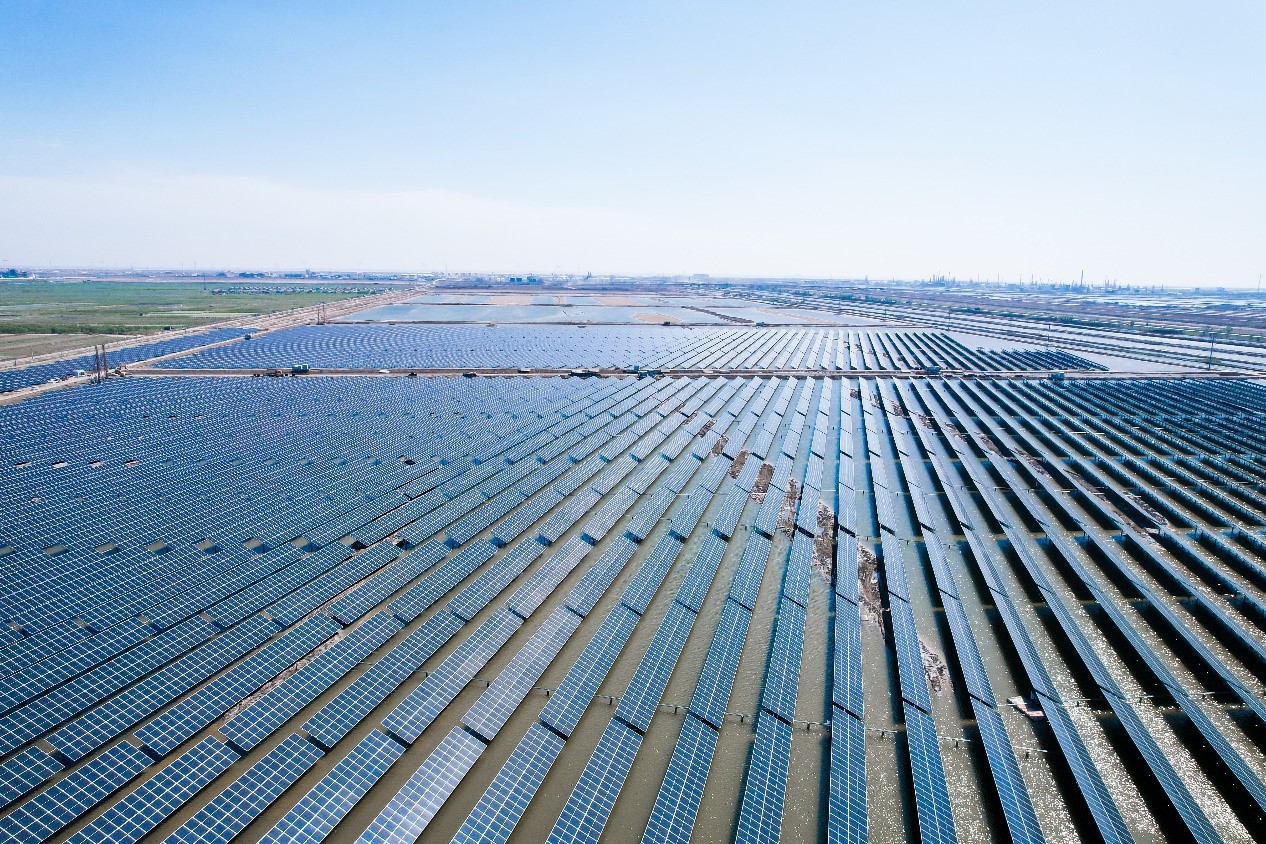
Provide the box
[155,324,1104,372]
[0,328,253,394]
[4,372,1265,843]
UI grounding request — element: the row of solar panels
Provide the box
[0,376,665,629]
[9,372,1266,840]
[0,328,254,394]
[905,377,1266,843]
[152,324,1105,372]
[0,372,795,840]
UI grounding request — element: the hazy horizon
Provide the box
[3,1,1263,286]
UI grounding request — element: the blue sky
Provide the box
[1,1,1263,285]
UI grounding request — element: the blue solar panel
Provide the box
[880,533,909,602]
[304,609,463,747]
[258,730,404,844]
[712,488,747,539]
[49,613,277,762]
[760,598,806,723]
[450,722,565,844]
[826,709,867,844]
[904,705,958,844]
[733,714,794,844]
[833,597,863,719]
[540,604,640,737]
[674,534,728,613]
[565,536,638,617]
[783,532,813,608]
[357,727,484,844]
[383,609,522,744]
[974,706,1043,844]
[167,734,324,844]
[620,535,683,615]
[67,737,238,844]
[329,541,447,624]
[448,538,546,621]
[615,602,696,733]
[505,537,591,619]
[940,595,994,707]
[642,714,720,844]
[546,719,642,844]
[0,747,62,811]
[689,598,752,729]
[138,612,339,755]
[729,533,772,611]
[464,607,581,741]
[223,612,402,751]
[0,742,149,843]
[889,596,932,715]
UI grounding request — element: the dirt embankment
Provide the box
[750,461,774,503]
[812,500,836,582]
[858,545,883,625]
[922,641,952,696]
[776,478,801,536]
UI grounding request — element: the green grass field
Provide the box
[0,280,378,336]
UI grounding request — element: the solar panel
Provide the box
[505,537,590,618]
[383,609,522,744]
[615,601,697,733]
[689,598,752,728]
[880,533,909,602]
[783,532,813,608]
[329,542,447,624]
[448,722,563,843]
[0,741,150,844]
[889,599,932,715]
[642,714,719,844]
[565,536,638,617]
[448,538,546,621]
[760,598,806,723]
[620,535,683,615]
[712,489,746,539]
[0,747,62,811]
[826,709,867,844]
[833,598,863,719]
[674,534,728,613]
[940,595,994,706]
[546,719,642,844]
[464,607,581,741]
[166,734,322,844]
[733,714,794,844]
[729,532,772,611]
[223,612,402,751]
[138,612,338,755]
[66,737,238,844]
[49,613,277,762]
[304,609,463,748]
[904,705,958,844]
[974,706,1043,844]
[356,728,484,844]
[540,604,640,737]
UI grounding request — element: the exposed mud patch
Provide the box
[711,435,729,458]
[728,449,749,478]
[777,478,801,536]
[224,629,343,721]
[750,461,774,502]
[858,545,883,626]
[812,501,836,581]
[921,640,952,696]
